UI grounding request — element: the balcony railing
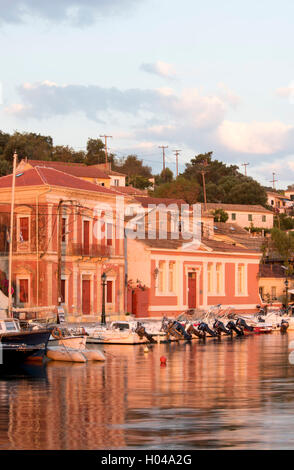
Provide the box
[67,243,111,258]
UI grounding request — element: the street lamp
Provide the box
[281,266,289,311]
[101,272,107,325]
[285,278,289,311]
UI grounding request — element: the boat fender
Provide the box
[52,327,63,339]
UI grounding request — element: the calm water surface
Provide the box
[0,332,294,450]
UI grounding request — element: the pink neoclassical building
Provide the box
[126,220,262,317]
[0,166,129,320]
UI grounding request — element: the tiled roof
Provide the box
[0,167,117,195]
[259,264,288,278]
[134,196,187,208]
[92,163,126,177]
[22,159,110,179]
[202,203,272,214]
[129,228,261,254]
[112,186,147,196]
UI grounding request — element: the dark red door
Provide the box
[83,220,90,255]
[82,280,91,315]
[188,273,196,308]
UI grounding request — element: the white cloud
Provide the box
[251,155,294,188]
[217,120,293,154]
[0,0,140,25]
[140,61,177,80]
[217,83,241,108]
[7,80,294,163]
[4,103,28,114]
[276,83,294,98]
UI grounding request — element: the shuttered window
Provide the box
[19,279,29,303]
[107,280,113,303]
[19,217,29,242]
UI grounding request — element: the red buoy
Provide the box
[160,356,167,365]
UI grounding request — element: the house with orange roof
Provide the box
[16,158,111,188]
[126,213,262,316]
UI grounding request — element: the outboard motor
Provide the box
[236,318,254,332]
[226,320,244,336]
[135,322,156,343]
[198,322,218,337]
[280,319,289,333]
[186,324,206,339]
[173,321,192,341]
[213,319,231,336]
[162,320,184,340]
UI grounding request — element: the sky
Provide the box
[1,0,294,188]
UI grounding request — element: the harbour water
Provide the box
[1,332,294,450]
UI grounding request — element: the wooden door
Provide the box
[83,220,90,255]
[188,272,196,308]
[82,280,91,315]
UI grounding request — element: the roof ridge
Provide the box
[34,166,117,195]
[34,166,49,185]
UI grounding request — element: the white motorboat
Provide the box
[86,321,150,345]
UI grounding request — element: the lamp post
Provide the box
[285,278,289,311]
[101,272,107,325]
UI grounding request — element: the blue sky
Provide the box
[1,0,294,187]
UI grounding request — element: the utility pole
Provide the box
[270,172,278,190]
[99,135,113,165]
[8,151,17,318]
[242,163,249,177]
[200,158,209,212]
[173,149,181,178]
[57,200,63,310]
[159,145,168,172]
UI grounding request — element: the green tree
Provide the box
[267,228,294,264]
[3,131,53,162]
[275,214,294,231]
[152,176,199,204]
[127,175,152,190]
[51,145,86,163]
[115,155,152,178]
[0,131,10,155]
[0,158,11,176]
[85,138,110,165]
[182,152,267,206]
[155,167,174,185]
[212,208,229,223]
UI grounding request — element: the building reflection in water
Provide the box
[0,333,293,450]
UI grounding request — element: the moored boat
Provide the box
[86,321,151,345]
[0,318,51,366]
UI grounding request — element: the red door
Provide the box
[188,273,196,308]
[83,220,90,255]
[82,280,91,315]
